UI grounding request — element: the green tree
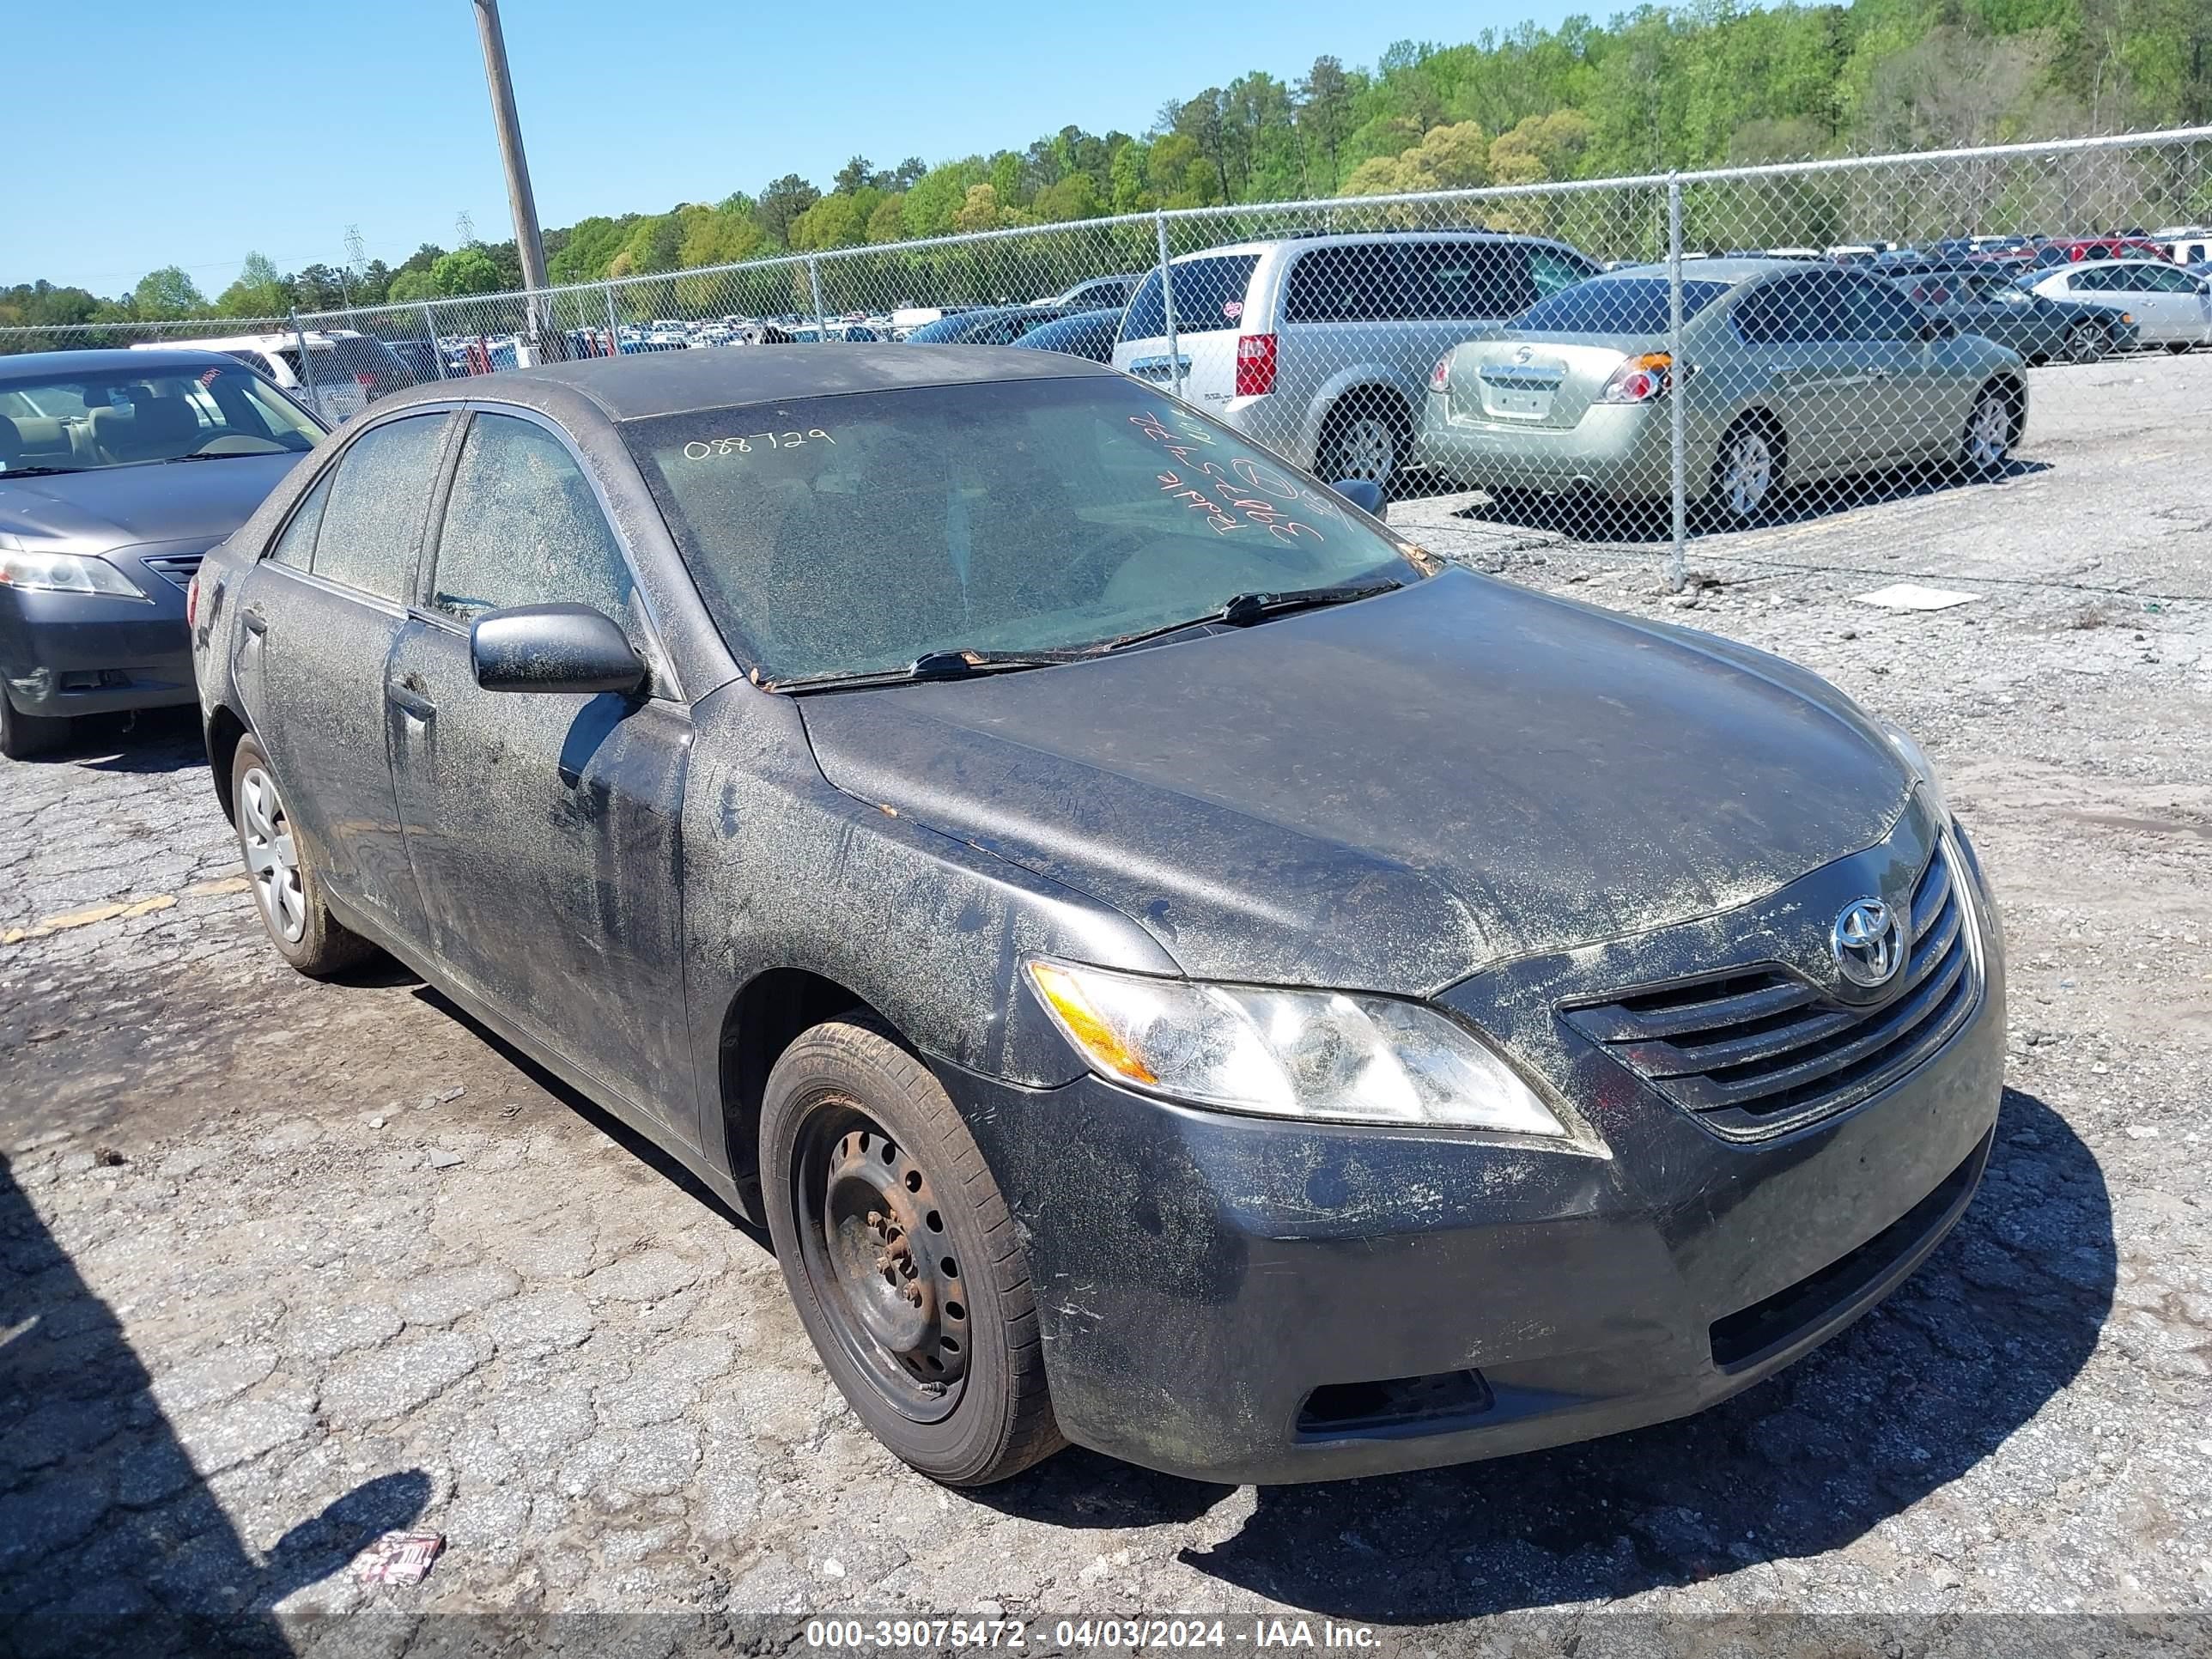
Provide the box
[131,265,207,319]
[216,252,289,319]
[429,246,503,295]
[866,192,909,242]
[387,268,438,304]
[757,174,822,246]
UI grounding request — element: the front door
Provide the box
[233,411,453,944]
[387,410,697,1141]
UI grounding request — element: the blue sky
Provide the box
[6,0,1591,296]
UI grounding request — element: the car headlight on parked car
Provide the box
[1882,719,1950,822]
[0,551,149,601]
[1026,959,1568,1135]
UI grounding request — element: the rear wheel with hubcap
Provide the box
[1317,394,1406,490]
[230,734,374,975]
[760,1017,1062,1486]
[1960,383,2020,478]
[1711,416,1784,526]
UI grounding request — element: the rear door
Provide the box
[387,409,697,1140]
[1113,253,1261,408]
[1838,274,1962,463]
[232,410,453,946]
[1733,272,1860,475]
[2131,263,2212,342]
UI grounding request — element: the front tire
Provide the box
[760,1017,1062,1486]
[0,696,69,761]
[230,735,373,976]
[2062,320,2106,364]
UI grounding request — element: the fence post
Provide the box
[1153,211,1183,400]
[419,304,447,380]
[604,283,621,357]
[807,258,829,340]
[287,309,325,421]
[1665,173,1687,594]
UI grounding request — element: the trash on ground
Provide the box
[357,1529,446,1586]
[1852,582,1978,611]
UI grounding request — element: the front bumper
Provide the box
[0,588,195,719]
[1412,392,1677,500]
[951,806,2005,1485]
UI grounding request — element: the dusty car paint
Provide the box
[192,346,2002,1483]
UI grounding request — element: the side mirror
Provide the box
[471,603,644,696]
[1331,477,1387,519]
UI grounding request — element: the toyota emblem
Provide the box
[1831,898,1905,988]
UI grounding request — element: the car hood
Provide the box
[797,569,1911,994]
[0,453,307,553]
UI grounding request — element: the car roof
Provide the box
[1172,228,1583,262]
[1600,258,1821,284]
[2041,258,2172,274]
[371,341,1115,423]
[0,346,246,378]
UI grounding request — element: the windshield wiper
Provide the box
[767,647,1088,695]
[165,450,258,463]
[1,465,85,477]
[1103,578,1403,652]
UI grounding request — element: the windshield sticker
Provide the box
[1131,410,1340,540]
[680,430,834,459]
[1222,300,1243,319]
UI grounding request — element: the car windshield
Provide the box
[0,362,322,473]
[1517,277,1735,334]
[623,376,1419,683]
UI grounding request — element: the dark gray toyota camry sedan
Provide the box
[191,346,2003,1487]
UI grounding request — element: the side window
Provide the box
[2072,267,2112,292]
[1841,277,1925,342]
[1399,242,1538,320]
[266,472,332,568]
[1737,276,1834,343]
[310,413,449,601]
[429,414,636,633]
[1528,247,1592,299]
[1282,245,1403,324]
[2142,265,2197,293]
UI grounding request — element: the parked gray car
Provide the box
[1113,231,1600,489]
[0,348,325,757]
[191,345,2001,1488]
[1414,260,2030,525]
[1893,267,2138,363]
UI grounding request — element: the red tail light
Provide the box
[356,373,377,390]
[1234,333,1278,398]
[1430,356,1452,392]
[185,571,200,629]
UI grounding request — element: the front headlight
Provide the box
[1026,958,1567,1136]
[1881,720,1950,822]
[0,551,149,601]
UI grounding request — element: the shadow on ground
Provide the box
[0,1153,430,1656]
[1442,458,2051,544]
[981,1088,2111,1621]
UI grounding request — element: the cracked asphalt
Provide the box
[2,352,2209,1654]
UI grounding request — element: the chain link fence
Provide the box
[7,126,2209,577]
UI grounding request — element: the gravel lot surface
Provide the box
[3,354,2209,1654]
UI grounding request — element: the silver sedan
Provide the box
[1413,259,2029,525]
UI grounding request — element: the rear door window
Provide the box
[1284,244,1407,323]
[267,474,332,569]
[1399,241,1541,319]
[307,413,450,601]
[1121,255,1261,338]
[1841,276,1926,341]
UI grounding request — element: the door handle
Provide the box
[386,680,437,722]
[241,609,268,637]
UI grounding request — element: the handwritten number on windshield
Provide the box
[681,429,835,460]
[1133,411,1323,544]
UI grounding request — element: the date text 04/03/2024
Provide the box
[801,1620,1382,1650]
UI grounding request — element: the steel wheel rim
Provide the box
[1334,416,1396,482]
[793,1100,968,1425]
[240,765,306,944]
[1967,396,2011,468]
[1722,431,1773,517]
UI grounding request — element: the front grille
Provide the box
[141,551,205,591]
[1565,845,1978,1139]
